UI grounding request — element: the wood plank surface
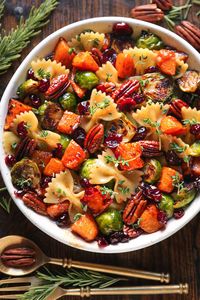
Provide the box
[0,1,199,299]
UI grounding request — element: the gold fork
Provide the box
[0,276,189,300]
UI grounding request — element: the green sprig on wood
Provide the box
[0,0,58,74]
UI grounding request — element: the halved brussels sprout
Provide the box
[60,134,71,150]
[17,79,39,99]
[11,159,41,189]
[37,101,48,116]
[140,72,173,103]
[178,70,200,93]
[75,71,99,90]
[143,159,162,184]
[59,92,77,111]
[106,113,136,142]
[159,194,174,218]
[41,102,63,131]
[189,141,200,157]
[173,185,196,209]
[136,30,164,50]
[96,208,123,235]
[80,159,97,179]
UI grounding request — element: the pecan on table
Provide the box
[175,21,200,51]
[152,0,173,11]
[130,4,164,23]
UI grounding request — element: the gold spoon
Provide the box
[0,235,170,282]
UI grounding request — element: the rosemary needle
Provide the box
[0,0,58,74]
[0,0,4,21]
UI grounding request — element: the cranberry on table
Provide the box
[112,22,133,36]
[17,121,28,138]
[71,127,86,148]
[173,208,185,219]
[38,78,50,93]
[101,48,117,65]
[29,94,42,108]
[5,155,16,167]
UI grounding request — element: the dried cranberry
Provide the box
[96,82,116,95]
[157,211,167,225]
[112,22,133,36]
[132,126,148,142]
[165,150,182,166]
[144,66,159,73]
[101,48,117,65]
[193,177,200,191]
[29,94,42,108]
[71,127,86,148]
[40,176,52,189]
[5,155,16,167]
[56,213,70,228]
[38,78,50,93]
[80,178,91,188]
[141,182,162,202]
[27,68,37,80]
[117,97,136,112]
[173,208,185,219]
[109,231,129,245]
[77,101,89,115]
[17,121,28,138]
[133,94,145,104]
[14,190,26,198]
[190,123,200,135]
[53,143,63,159]
[123,225,143,238]
[104,132,123,149]
[97,236,109,248]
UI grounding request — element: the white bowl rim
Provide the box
[0,16,200,254]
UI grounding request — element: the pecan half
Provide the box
[130,4,164,23]
[96,82,116,95]
[175,21,200,51]
[84,124,104,153]
[1,247,36,268]
[152,0,173,11]
[123,191,147,225]
[90,48,103,66]
[138,140,163,157]
[22,191,47,215]
[112,80,140,101]
[169,99,189,119]
[45,74,70,99]
[15,136,37,161]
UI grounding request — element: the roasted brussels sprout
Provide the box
[178,70,200,93]
[41,102,63,131]
[59,92,77,111]
[17,79,39,99]
[37,101,48,116]
[143,159,162,184]
[11,158,41,189]
[96,208,123,235]
[159,194,174,218]
[106,113,136,142]
[136,30,164,50]
[75,71,99,90]
[189,141,200,157]
[173,185,196,208]
[140,72,173,103]
[80,159,97,179]
[60,134,71,150]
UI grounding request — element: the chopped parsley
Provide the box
[100,186,117,198]
[143,118,161,135]
[90,98,110,115]
[170,142,187,153]
[172,172,184,194]
[183,118,198,125]
[37,68,51,79]
[68,47,75,54]
[104,155,129,167]
[56,188,66,197]
[40,130,49,138]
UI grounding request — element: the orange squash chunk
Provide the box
[160,116,186,136]
[43,158,65,176]
[71,214,99,242]
[72,51,99,72]
[61,140,86,169]
[157,167,182,193]
[115,143,144,171]
[140,205,163,233]
[57,111,80,134]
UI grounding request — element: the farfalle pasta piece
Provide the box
[3,131,20,154]
[161,134,190,158]
[12,111,39,136]
[182,106,200,122]
[35,130,61,150]
[69,32,105,51]
[96,61,119,83]
[31,59,69,79]
[174,59,188,79]
[81,89,121,132]
[44,170,85,207]
[89,149,142,203]
[123,47,157,75]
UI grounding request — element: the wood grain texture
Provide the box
[0,1,199,299]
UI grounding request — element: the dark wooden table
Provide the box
[0,1,199,299]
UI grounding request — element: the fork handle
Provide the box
[62,284,189,297]
[49,258,170,283]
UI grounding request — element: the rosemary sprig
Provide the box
[0,186,7,193]
[0,196,11,213]
[19,268,126,300]
[0,0,5,21]
[164,3,192,30]
[0,0,58,74]
[104,155,129,167]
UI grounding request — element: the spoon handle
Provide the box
[48,258,170,283]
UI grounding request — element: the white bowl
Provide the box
[0,17,200,253]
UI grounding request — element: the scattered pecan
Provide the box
[175,21,200,51]
[112,80,140,101]
[45,74,70,99]
[130,4,164,23]
[169,99,189,119]
[123,191,147,225]
[152,0,173,11]
[15,136,37,161]
[138,140,163,157]
[84,124,104,153]
[96,82,116,95]
[1,247,36,268]
[22,191,47,215]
